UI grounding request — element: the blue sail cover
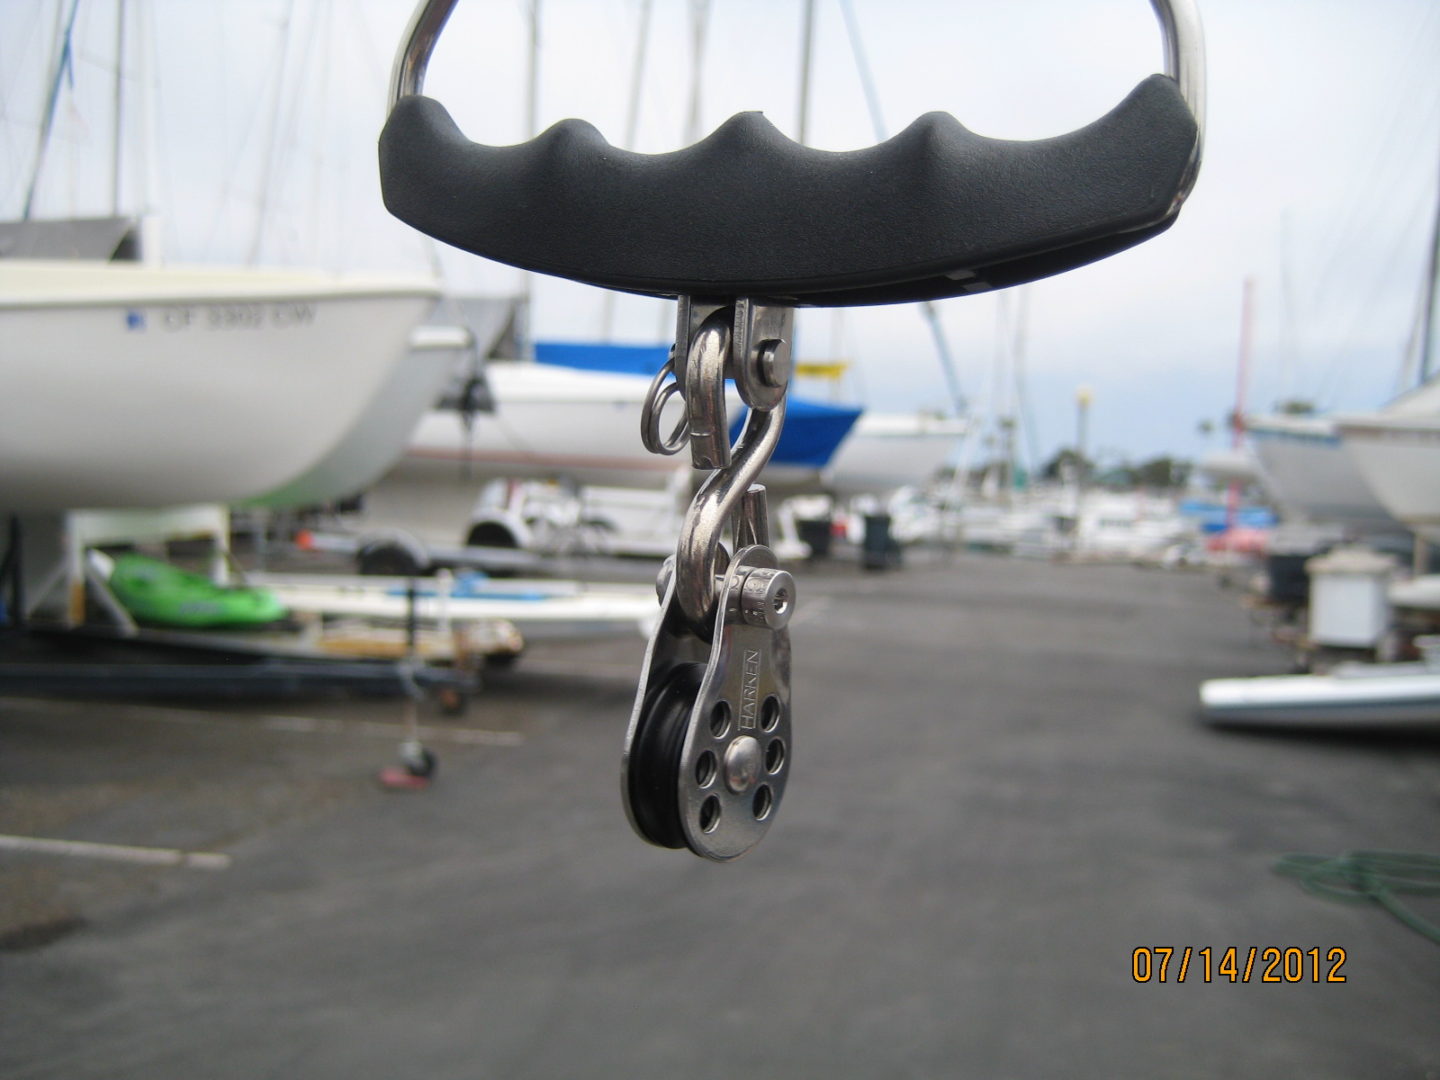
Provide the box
[534,340,862,469]
[1178,499,1278,534]
[729,399,862,468]
[534,340,669,377]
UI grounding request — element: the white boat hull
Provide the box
[1201,664,1440,727]
[396,362,696,493]
[0,260,438,513]
[1337,415,1440,543]
[1073,492,1194,560]
[243,325,466,509]
[1390,574,1440,611]
[1245,415,1399,534]
[247,572,658,642]
[824,413,966,499]
[371,367,966,547]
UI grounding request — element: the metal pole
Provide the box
[1228,277,1255,532]
[1074,386,1091,553]
[518,0,541,358]
[1417,149,1440,385]
[112,0,127,215]
[524,0,541,141]
[599,0,652,340]
[796,0,815,144]
[5,516,24,630]
[22,0,82,220]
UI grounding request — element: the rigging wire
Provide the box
[1416,142,1440,385]
[1298,5,1440,402]
[199,5,296,261]
[348,0,438,277]
[306,0,336,269]
[111,0,127,216]
[1274,213,1296,406]
[989,293,1011,489]
[247,0,301,266]
[598,0,653,341]
[836,0,965,417]
[21,0,81,220]
[0,4,51,212]
[135,0,173,259]
[1303,5,1440,319]
[1010,287,1040,476]
[1311,171,1437,409]
[684,0,712,145]
[268,0,327,266]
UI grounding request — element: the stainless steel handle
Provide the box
[389,0,458,111]
[1151,0,1207,159]
[389,0,1207,155]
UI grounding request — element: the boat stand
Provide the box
[0,640,472,702]
[0,510,475,705]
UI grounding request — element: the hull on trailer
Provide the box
[396,362,695,493]
[1337,414,1440,544]
[825,412,967,499]
[1201,663,1440,728]
[0,260,439,513]
[1244,414,1399,534]
[244,324,467,509]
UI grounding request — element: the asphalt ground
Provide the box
[2,549,1438,1079]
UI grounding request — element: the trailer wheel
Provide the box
[464,521,519,549]
[357,540,424,577]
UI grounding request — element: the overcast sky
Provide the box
[4,0,1438,472]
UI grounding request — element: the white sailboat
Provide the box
[392,360,697,495]
[1243,412,1401,536]
[1336,408,1440,544]
[823,411,967,500]
[1254,146,1440,545]
[2,1,457,518]
[243,323,469,510]
[0,258,442,514]
[352,356,852,559]
[1333,192,1440,544]
[1201,660,1440,729]
[1203,204,1440,731]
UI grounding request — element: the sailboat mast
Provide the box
[112,0,127,215]
[1418,149,1440,384]
[518,0,541,359]
[247,0,298,266]
[837,0,965,416]
[22,0,82,221]
[598,0,653,341]
[524,0,540,142]
[684,0,710,144]
[1227,277,1255,531]
[796,0,815,144]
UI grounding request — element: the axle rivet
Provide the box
[724,735,762,793]
[739,567,795,629]
[756,340,792,388]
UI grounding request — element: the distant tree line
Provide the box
[1038,448,1192,490]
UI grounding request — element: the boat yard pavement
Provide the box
[2,551,1438,1079]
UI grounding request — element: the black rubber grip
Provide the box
[379,74,1197,307]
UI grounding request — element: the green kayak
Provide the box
[108,554,288,629]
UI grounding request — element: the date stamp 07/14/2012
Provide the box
[1131,946,1347,984]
